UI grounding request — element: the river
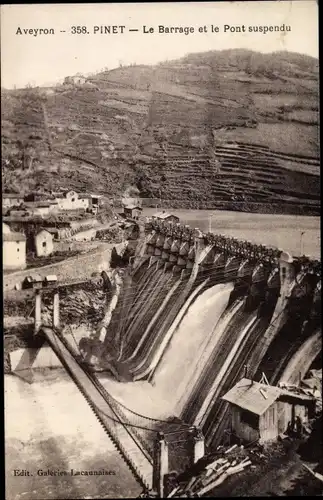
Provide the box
[5,371,141,500]
[5,209,320,499]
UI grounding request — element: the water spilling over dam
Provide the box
[82,219,321,449]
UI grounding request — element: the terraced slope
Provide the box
[2,49,319,214]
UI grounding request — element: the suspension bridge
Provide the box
[41,325,194,492]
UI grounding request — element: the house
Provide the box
[3,231,27,270]
[56,190,90,211]
[22,274,43,290]
[35,229,54,257]
[64,74,87,85]
[3,193,24,209]
[152,211,180,224]
[123,204,142,220]
[88,194,103,214]
[222,378,316,445]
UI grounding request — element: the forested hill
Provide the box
[1,49,320,214]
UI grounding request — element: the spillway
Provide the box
[152,282,234,408]
[182,300,255,423]
[88,219,320,453]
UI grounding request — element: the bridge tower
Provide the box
[34,289,42,334]
[33,287,60,333]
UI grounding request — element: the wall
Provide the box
[3,240,27,270]
[279,331,322,385]
[3,244,117,291]
[57,193,90,211]
[53,240,100,253]
[70,218,99,231]
[231,405,260,443]
[70,228,97,241]
[259,405,279,443]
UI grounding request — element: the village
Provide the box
[2,188,181,291]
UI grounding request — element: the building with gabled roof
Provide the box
[123,204,142,220]
[34,229,54,257]
[3,230,27,270]
[222,378,315,444]
[152,211,180,224]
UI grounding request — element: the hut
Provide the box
[123,204,142,220]
[222,378,316,445]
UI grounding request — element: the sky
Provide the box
[1,1,319,89]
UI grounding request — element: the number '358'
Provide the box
[71,26,89,34]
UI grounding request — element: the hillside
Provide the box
[1,49,320,214]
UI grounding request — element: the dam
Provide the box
[8,217,321,494]
[80,218,321,452]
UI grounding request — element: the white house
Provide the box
[34,229,54,257]
[56,191,90,211]
[3,231,27,270]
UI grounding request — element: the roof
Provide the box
[124,204,142,210]
[301,379,320,390]
[79,194,92,200]
[222,378,282,415]
[223,379,315,416]
[32,202,51,208]
[24,274,42,283]
[152,211,179,220]
[309,369,322,380]
[3,232,26,242]
[278,382,318,401]
[45,275,58,281]
[36,229,54,237]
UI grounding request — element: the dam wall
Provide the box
[77,219,320,448]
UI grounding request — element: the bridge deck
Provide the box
[41,327,153,491]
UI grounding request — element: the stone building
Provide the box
[3,230,27,270]
[55,190,90,211]
[152,211,180,224]
[123,204,142,220]
[34,229,54,257]
[64,74,87,85]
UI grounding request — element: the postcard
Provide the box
[2,1,321,499]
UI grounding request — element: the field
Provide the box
[1,49,320,214]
